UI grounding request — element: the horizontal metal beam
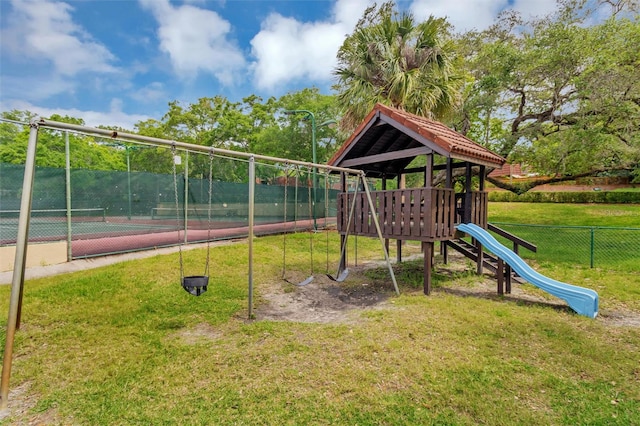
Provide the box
[35,118,363,176]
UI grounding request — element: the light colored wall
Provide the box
[0,241,67,272]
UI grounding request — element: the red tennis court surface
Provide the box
[71,219,322,258]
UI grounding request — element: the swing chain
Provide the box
[281,162,289,279]
[171,143,184,281]
[204,148,214,276]
[307,165,314,274]
[324,170,330,272]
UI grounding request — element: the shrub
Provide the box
[487,191,640,203]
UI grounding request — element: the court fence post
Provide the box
[65,131,73,261]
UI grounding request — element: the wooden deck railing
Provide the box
[455,191,488,228]
[337,188,456,241]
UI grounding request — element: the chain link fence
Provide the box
[1,160,341,260]
[0,119,343,265]
[491,222,640,272]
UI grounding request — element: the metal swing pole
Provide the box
[1,120,40,409]
[65,131,73,262]
[248,156,255,319]
[359,172,400,295]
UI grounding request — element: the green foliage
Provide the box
[0,111,126,170]
[3,1,639,189]
[257,88,342,164]
[130,89,343,180]
[1,88,346,181]
[455,1,640,189]
[488,190,640,203]
[333,1,462,130]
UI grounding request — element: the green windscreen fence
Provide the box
[0,161,340,259]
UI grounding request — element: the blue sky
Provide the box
[0,0,560,129]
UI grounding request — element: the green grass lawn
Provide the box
[612,187,640,192]
[488,202,640,227]
[487,202,640,274]
[0,205,639,425]
[486,203,640,310]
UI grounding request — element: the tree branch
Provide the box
[487,167,634,194]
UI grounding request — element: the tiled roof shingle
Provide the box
[329,104,505,172]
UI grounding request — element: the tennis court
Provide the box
[0,209,176,244]
[1,147,338,261]
[1,207,320,259]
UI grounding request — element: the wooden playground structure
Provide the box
[329,103,512,294]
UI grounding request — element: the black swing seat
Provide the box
[182,276,209,296]
[327,268,349,283]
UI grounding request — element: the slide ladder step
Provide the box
[446,239,524,282]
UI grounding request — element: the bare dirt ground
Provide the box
[255,252,640,328]
[256,272,393,324]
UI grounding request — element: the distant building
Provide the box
[488,163,535,179]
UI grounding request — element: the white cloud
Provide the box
[1,0,117,75]
[511,0,559,20]
[249,0,562,92]
[410,0,505,32]
[0,75,77,102]
[130,82,167,104]
[409,0,560,32]
[0,99,151,130]
[249,0,569,92]
[332,0,375,31]
[139,0,246,85]
[250,0,374,91]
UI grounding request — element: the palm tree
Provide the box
[334,2,461,130]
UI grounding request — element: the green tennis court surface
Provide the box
[0,218,176,243]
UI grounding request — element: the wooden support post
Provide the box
[505,264,512,294]
[497,258,504,295]
[464,162,472,224]
[382,174,389,258]
[396,172,404,263]
[475,239,484,275]
[445,158,453,189]
[441,241,448,264]
[424,241,434,295]
[425,154,433,187]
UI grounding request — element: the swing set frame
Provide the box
[1,117,399,409]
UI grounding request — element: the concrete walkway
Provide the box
[0,241,216,285]
[0,218,330,285]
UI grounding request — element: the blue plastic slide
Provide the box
[457,223,599,318]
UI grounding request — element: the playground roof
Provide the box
[328,103,505,177]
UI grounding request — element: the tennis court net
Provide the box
[0,208,106,224]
